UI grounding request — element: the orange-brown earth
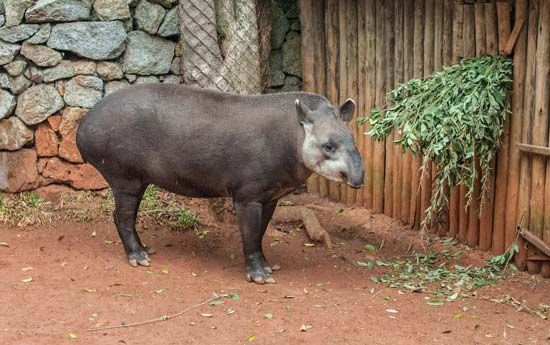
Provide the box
[1,192,549,345]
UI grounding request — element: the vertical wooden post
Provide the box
[529,0,548,274]
[325,0,340,202]
[410,0,425,229]
[421,0,435,230]
[518,0,538,272]
[538,0,550,278]
[505,0,528,263]
[401,0,414,224]
[346,0,359,206]
[492,1,512,254]
[449,0,463,238]
[373,0,386,214]
[338,0,349,204]
[459,4,475,243]
[384,0,395,217]
[479,1,498,252]
[356,0,367,207]
[364,0,377,210]
[392,0,404,220]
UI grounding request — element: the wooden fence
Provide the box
[299,0,550,276]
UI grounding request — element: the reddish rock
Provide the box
[58,107,87,163]
[34,122,58,157]
[0,116,33,150]
[41,157,107,190]
[47,115,62,132]
[0,148,39,192]
[37,157,48,173]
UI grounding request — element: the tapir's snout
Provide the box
[344,151,365,189]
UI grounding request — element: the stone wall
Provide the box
[269,0,302,93]
[0,0,182,192]
[0,0,302,193]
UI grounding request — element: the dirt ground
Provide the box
[1,191,549,345]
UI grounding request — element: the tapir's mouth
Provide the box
[346,181,364,189]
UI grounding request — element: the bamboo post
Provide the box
[392,0,404,220]
[410,0,425,229]
[479,2,498,252]
[518,0,538,272]
[529,0,548,275]
[325,0,340,202]
[421,0,434,230]
[356,0,367,206]
[449,0,463,238]
[491,1,512,254]
[346,0,359,206]
[313,0,328,198]
[384,0,395,217]
[300,0,318,194]
[338,0,349,204]
[373,0,386,214]
[538,0,550,279]
[458,4,474,243]
[401,0,414,224]
[505,0,528,267]
[364,0,377,210]
[438,0,453,236]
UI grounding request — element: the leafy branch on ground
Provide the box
[360,56,513,229]
[366,237,519,302]
[0,186,200,231]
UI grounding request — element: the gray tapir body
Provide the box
[77,84,364,284]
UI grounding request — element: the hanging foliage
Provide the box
[362,55,513,228]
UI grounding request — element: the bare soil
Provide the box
[1,192,549,345]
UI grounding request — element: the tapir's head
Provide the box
[296,98,365,188]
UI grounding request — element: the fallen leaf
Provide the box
[200,313,213,318]
[226,308,236,315]
[21,267,33,272]
[448,292,459,301]
[427,300,444,306]
[442,330,452,334]
[304,243,315,247]
[264,313,273,319]
[91,230,96,237]
[454,311,464,319]
[161,267,169,274]
[83,288,96,293]
[209,300,224,305]
[21,277,33,283]
[364,244,376,252]
[68,332,77,339]
[300,324,312,332]
[228,293,240,300]
[248,335,256,341]
[0,242,10,248]
[155,289,165,294]
[284,295,295,299]
[357,261,373,269]
[191,272,198,277]
[386,309,398,314]
[104,240,114,244]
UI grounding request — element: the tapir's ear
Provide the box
[339,98,356,123]
[295,99,313,124]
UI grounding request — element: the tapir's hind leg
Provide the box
[259,200,280,274]
[111,179,152,267]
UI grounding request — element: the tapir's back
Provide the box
[77,84,325,197]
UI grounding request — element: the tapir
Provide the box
[76,84,365,284]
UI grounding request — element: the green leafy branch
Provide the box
[360,56,513,229]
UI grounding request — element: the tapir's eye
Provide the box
[322,143,335,154]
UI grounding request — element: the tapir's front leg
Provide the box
[234,201,276,284]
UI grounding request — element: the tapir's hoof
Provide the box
[246,268,276,284]
[128,248,151,267]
